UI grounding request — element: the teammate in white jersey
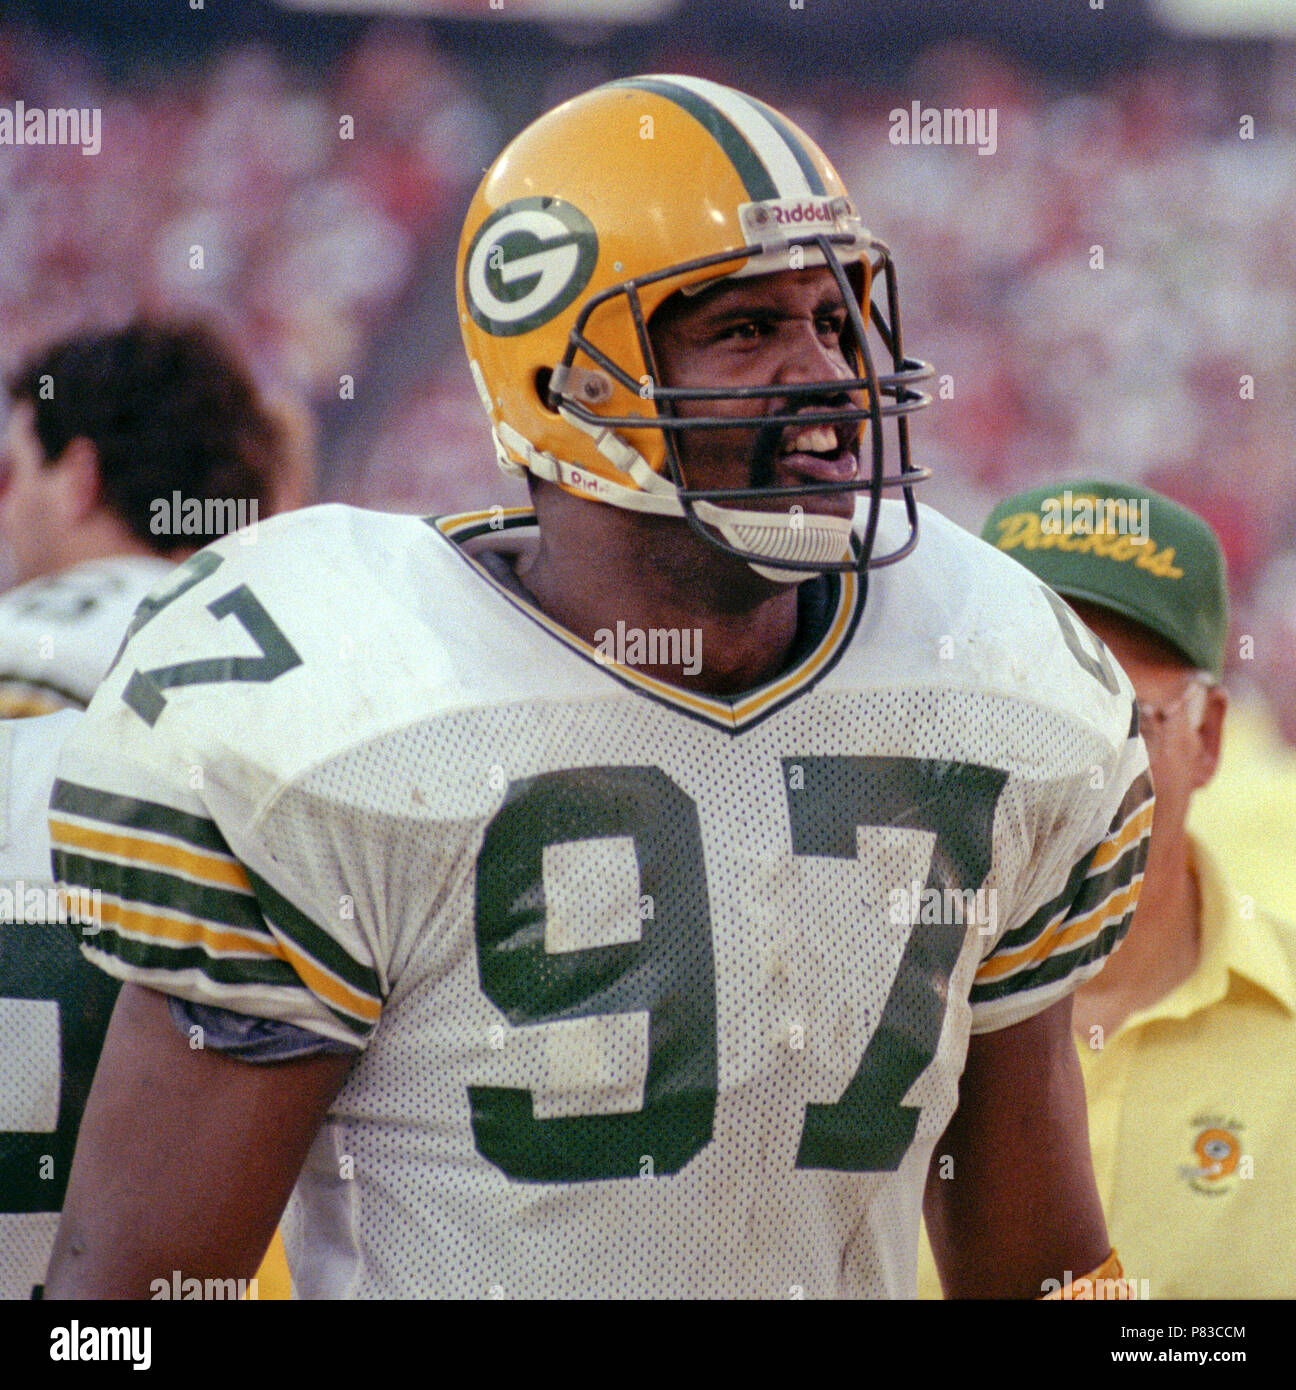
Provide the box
[0,321,308,1301]
[0,710,117,1298]
[47,77,1150,1299]
[0,320,309,716]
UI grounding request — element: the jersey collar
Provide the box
[427,507,865,734]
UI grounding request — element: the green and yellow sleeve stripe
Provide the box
[971,770,1154,1006]
[50,779,383,1040]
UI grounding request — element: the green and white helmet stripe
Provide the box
[746,94,830,196]
[604,74,827,201]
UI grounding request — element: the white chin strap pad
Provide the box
[690,499,855,583]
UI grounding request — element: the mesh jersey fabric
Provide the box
[51,501,1152,1298]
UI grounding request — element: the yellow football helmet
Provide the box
[457,74,934,581]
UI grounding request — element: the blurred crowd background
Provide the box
[0,0,1291,902]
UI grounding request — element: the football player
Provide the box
[0,320,306,717]
[0,709,112,1299]
[0,321,306,1301]
[0,702,293,1301]
[46,76,1149,1299]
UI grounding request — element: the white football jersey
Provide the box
[51,502,1152,1299]
[0,556,175,717]
[0,709,120,1299]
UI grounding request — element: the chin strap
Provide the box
[493,417,854,584]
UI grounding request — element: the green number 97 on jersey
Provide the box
[468,756,1006,1183]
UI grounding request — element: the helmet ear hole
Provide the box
[534,367,559,414]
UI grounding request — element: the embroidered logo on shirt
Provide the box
[1178,1115,1250,1195]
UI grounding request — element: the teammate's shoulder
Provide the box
[6,707,84,762]
[3,708,83,806]
[188,502,437,580]
[0,709,82,879]
[0,557,176,712]
[0,555,171,618]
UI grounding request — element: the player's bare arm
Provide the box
[924,993,1110,1299]
[46,984,353,1299]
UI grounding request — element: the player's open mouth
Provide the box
[777,423,858,480]
[772,422,860,514]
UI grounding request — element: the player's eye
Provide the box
[719,319,767,341]
[816,312,848,338]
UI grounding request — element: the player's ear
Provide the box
[840,261,867,370]
[645,287,693,387]
[1191,683,1228,792]
[51,435,104,523]
[262,391,318,515]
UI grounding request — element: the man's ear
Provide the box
[1192,683,1229,792]
[50,435,102,523]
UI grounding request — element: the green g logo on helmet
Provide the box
[463,196,599,338]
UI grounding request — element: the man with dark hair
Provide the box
[0,320,306,1298]
[0,320,295,716]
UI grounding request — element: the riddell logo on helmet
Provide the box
[768,202,834,226]
[741,198,851,243]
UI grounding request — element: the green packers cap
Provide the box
[980,479,1229,678]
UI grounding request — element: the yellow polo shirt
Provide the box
[918,837,1296,1298]
[1189,697,1296,923]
